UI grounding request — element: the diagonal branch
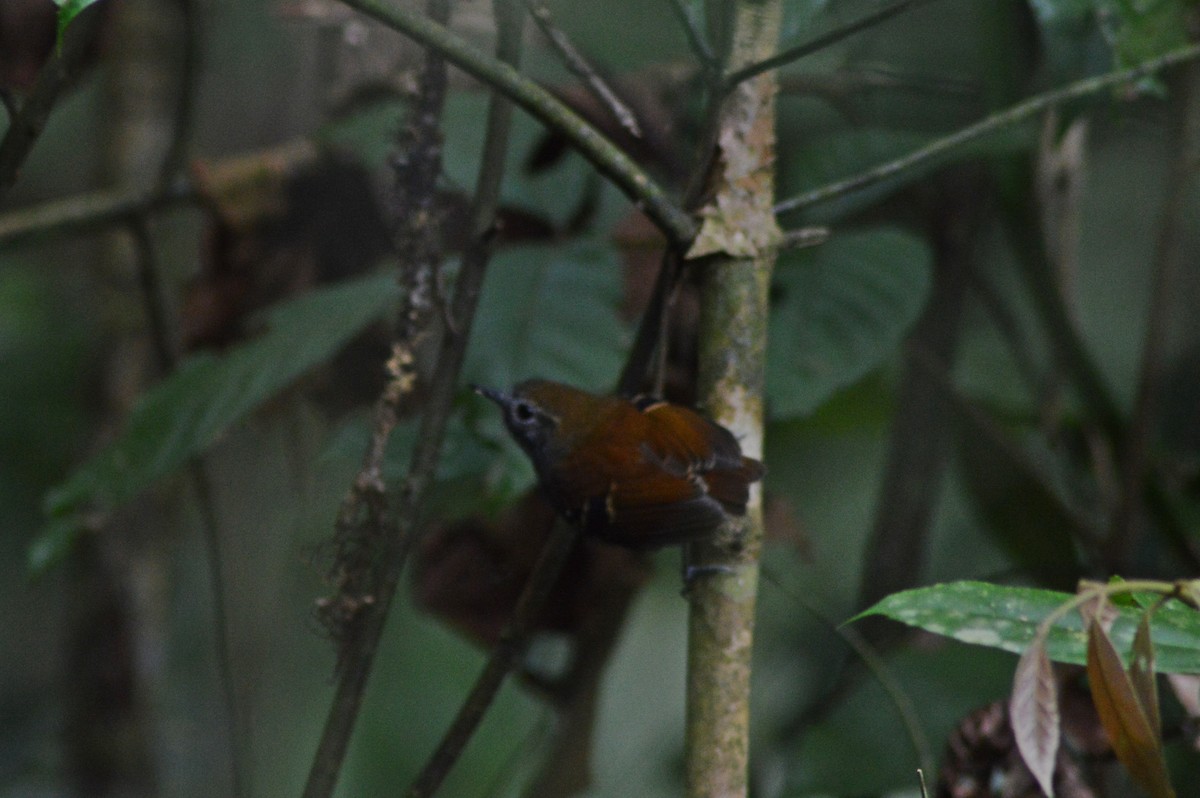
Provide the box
[302,2,523,796]
[524,0,643,139]
[775,41,1200,216]
[0,5,105,202]
[723,0,939,90]
[664,0,716,69]
[336,0,697,246]
[405,523,578,797]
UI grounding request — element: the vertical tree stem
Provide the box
[685,1,781,796]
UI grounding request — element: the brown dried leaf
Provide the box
[1086,619,1175,798]
[1009,638,1060,797]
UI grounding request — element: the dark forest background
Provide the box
[2,1,1200,796]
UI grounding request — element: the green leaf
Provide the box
[53,0,103,44]
[767,228,932,419]
[465,239,626,393]
[1105,0,1190,71]
[42,272,401,523]
[857,581,1200,674]
[27,516,85,577]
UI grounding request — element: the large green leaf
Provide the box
[464,239,626,393]
[43,272,401,525]
[766,228,931,419]
[858,581,1200,675]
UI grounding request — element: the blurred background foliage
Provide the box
[2,0,1200,796]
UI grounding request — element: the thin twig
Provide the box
[158,0,202,186]
[778,225,828,250]
[188,461,249,798]
[524,0,642,139]
[664,0,715,68]
[405,524,578,797]
[0,133,330,250]
[761,569,936,777]
[723,0,939,90]
[335,0,697,247]
[128,215,247,796]
[388,0,453,350]
[0,179,195,251]
[775,41,1200,215]
[0,5,104,202]
[617,247,682,395]
[301,2,522,795]
[128,219,177,372]
[303,0,454,789]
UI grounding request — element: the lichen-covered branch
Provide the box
[301,1,469,795]
[684,1,781,796]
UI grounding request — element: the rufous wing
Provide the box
[582,470,728,548]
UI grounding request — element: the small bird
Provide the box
[474,379,764,549]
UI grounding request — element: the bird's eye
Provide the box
[512,401,537,424]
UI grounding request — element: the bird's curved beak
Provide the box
[471,384,510,408]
